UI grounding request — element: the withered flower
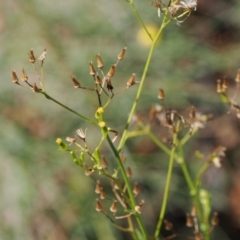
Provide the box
[135,200,144,214]
[38,49,47,61]
[164,220,173,231]
[66,137,76,144]
[71,76,81,88]
[96,54,104,69]
[110,200,118,214]
[95,180,102,194]
[222,76,229,90]
[216,79,223,93]
[95,199,103,212]
[101,156,108,169]
[180,0,197,11]
[133,182,140,196]
[158,88,165,100]
[28,49,36,63]
[32,83,40,92]
[107,64,116,77]
[89,61,96,76]
[118,47,127,60]
[95,74,102,85]
[12,70,19,84]
[127,167,132,178]
[100,189,106,200]
[211,212,219,226]
[106,79,114,91]
[186,213,194,227]
[21,68,28,82]
[127,73,137,87]
[235,69,240,83]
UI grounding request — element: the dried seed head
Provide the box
[164,220,173,231]
[110,200,118,214]
[158,88,165,100]
[28,49,36,63]
[118,47,127,60]
[186,213,194,227]
[95,180,102,194]
[95,199,103,212]
[211,212,219,226]
[107,64,116,77]
[96,54,104,69]
[216,79,222,93]
[133,182,140,196]
[12,70,19,83]
[101,156,108,169]
[71,76,81,88]
[212,157,221,168]
[127,73,137,87]
[95,74,102,85]
[191,205,197,217]
[32,83,40,92]
[38,49,47,61]
[127,167,132,178]
[21,68,28,82]
[189,106,196,118]
[89,61,96,76]
[222,76,229,89]
[235,69,240,83]
[135,200,144,214]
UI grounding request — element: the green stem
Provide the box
[128,1,153,41]
[118,15,171,152]
[154,122,179,240]
[106,135,148,239]
[40,91,98,124]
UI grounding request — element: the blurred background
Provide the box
[1,0,240,239]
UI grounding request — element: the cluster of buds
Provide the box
[151,0,197,23]
[70,47,139,107]
[12,49,47,92]
[217,69,240,118]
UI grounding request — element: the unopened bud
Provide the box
[12,70,19,83]
[110,200,118,214]
[158,88,165,100]
[235,69,240,83]
[21,68,28,82]
[107,64,116,77]
[96,54,104,69]
[71,76,81,88]
[28,49,36,63]
[118,47,127,60]
[56,138,68,151]
[89,61,96,76]
[95,199,103,212]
